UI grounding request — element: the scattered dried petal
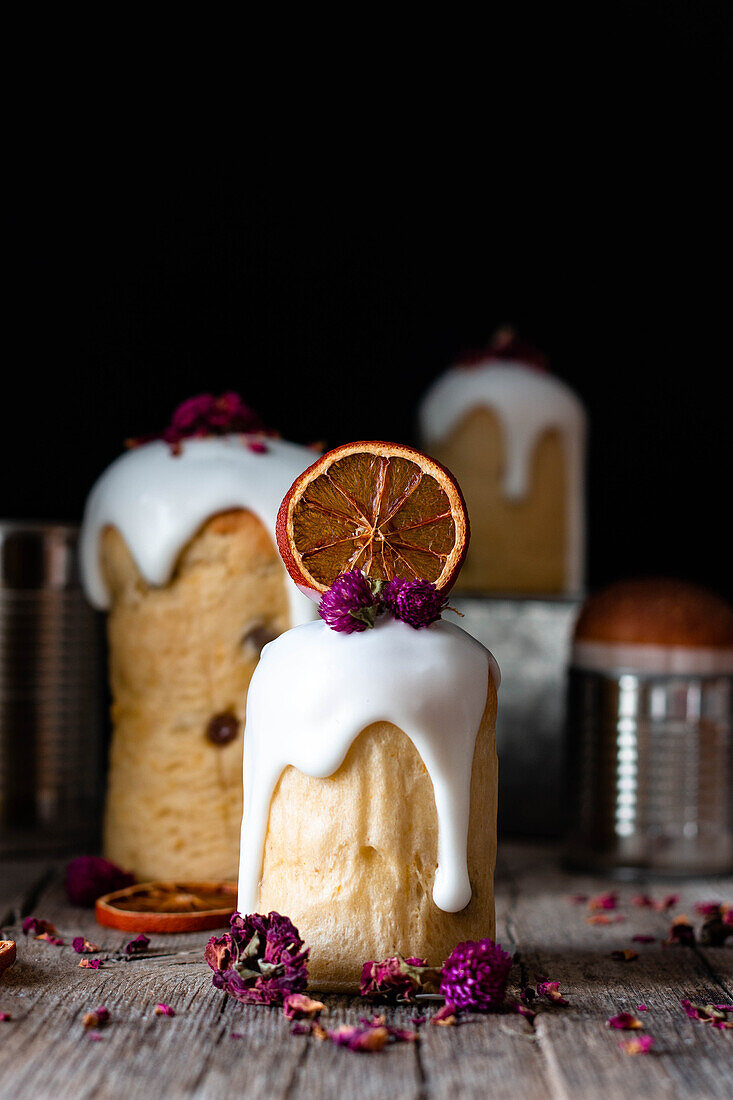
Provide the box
[72,937,100,954]
[586,914,625,925]
[589,891,618,911]
[680,1000,733,1029]
[282,994,326,1020]
[666,918,695,946]
[515,1003,537,1024]
[360,954,439,1001]
[431,1003,458,1027]
[124,934,150,955]
[0,1013,11,1022]
[637,1004,648,1012]
[154,1004,175,1017]
[35,933,64,946]
[694,900,723,916]
[631,894,656,908]
[22,918,57,937]
[65,857,135,908]
[619,1035,655,1055]
[607,1012,643,1030]
[570,894,588,905]
[610,950,639,962]
[631,935,656,943]
[82,1006,110,1030]
[536,980,569,1005]
[78,958,102,970]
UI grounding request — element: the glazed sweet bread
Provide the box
[238,616,499,991]
[419,331,586,595]
[80,430,318,881]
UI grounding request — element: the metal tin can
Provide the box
[565,666,733,875]
[0,521,104,855]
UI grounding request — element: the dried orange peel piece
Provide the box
[95,881,236,934]
[0,940,16,975]
[276,441,469,599]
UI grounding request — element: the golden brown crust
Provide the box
[574,578,733,648]
[257,674,497,992]
[101,509,290,881]
[434,407,566,594]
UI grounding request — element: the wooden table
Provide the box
[1,843,731,1099]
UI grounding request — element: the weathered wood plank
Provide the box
[502,846,733,1100]
[2,846,731,1100]
[0,859,54,928]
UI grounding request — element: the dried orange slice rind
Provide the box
[276,441,469,599]
[95,881,237,934]
[0,939,16,975]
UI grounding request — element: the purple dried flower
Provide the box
[360,954,438,1001]
[382,578,448,629]
[65,857,135,908]
[22,917,58,937]
[319,571,383,633]
[205,911,308,1006]
[72,937,100,954]
[440,939,513,1013]
[127,392,270,453]
[124,934,150,955]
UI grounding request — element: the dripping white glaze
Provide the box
[79,435,319,626]
[418,360,587,592]
[237,616,498,915]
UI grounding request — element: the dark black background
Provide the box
[4,3,731,600]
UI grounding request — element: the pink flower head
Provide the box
[360,955,434,1001]
[205,911,308,1006]
[319,571,383,633]
[382,577,448,630]
[65,857,134,908]
[440,939,513,1013]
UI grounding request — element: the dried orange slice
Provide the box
[95,881,236,934]
[276,441,469,599]
[0,939,16,975]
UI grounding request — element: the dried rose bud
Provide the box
[22,917,58,937]
[73,937,100,954]
[205,911,308,1007]
[65,857,134,908]
[124,934,150,955]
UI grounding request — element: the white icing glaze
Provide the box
[79,435,319,626]
[418,360,587,592]
[237,616,498,916]
[572,640,733,676]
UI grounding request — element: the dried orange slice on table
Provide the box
[0,939,16,975]
[276,441,469,599]
[95,881,237,934]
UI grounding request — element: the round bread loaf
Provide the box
[574,578,733,647]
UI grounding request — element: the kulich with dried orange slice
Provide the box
[238,441,500,990]
[276,441,470,601]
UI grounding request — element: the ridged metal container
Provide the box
[565,668,733,875]
[0,521,104,855]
